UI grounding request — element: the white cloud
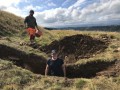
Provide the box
[44,0,56,7]
[47,2,56,7]
[0,6,7,10]
[0,0,21,7]
[0,0,120,27]
[62,0,72,6]
[25,5,42,11]
[35,0,120,27]
[98,14,120,21]
[70,0,86,8]
[24,0,30,3]
[0,0,27,17]
[4,7,24,16]
[0,0,43,17]
[35,8,67,24]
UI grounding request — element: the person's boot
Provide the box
[28,40,35,45]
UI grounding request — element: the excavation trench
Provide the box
[0,44,46,74]
[0,34,117,78]
[66,60,117,78]
[0,44,118,78]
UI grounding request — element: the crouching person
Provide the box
[45,50,66,80]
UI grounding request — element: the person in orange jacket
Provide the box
[24,10,40,44]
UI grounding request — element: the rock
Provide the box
[113,47,120,52]
[117,47,120,51]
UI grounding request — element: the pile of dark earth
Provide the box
[41,34,108,63]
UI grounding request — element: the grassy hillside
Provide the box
[0,10,24,36]
[0,10,55,46]
[0,10,120,90]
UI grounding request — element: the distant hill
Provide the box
[44,25,120,32]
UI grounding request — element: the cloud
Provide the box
[25,5,43,11]
[0,0,21,7]
[81,0,120,21]
[0,0,43,17]
[0,6,7,10]
[0,0,120,27]
[24,0,30,3]
[35,8,67,24]
[47,2,56,7]
[35,0,120,27]
[0,0,27,16]
[62,0,72,6]
[43,0,56,7]
[69,0,86,8]
[5,7,23,16]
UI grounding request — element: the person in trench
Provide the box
[45,50,67,80]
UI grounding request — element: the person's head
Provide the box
[29,10,34,16]
[51,50,57,59]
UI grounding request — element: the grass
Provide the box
[23,76,120,90]
[0,10,120,90]
[0,30,120,89]
[0,10,24,36]
[0,59,37,89]
[75,79,87,89]
[49,30,120,40]
[90,76,120,90]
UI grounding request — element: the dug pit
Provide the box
[0,35,119,78]
[41,34,108,63]
[0,44,46,74]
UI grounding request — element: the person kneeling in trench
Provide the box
[45,50,66,80]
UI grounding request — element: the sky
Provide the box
[0,0,120,27]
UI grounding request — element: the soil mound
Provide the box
[42,34,108,63]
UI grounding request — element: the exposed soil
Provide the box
[96,60,120,77]
[0,44,46,74]
[41,34,108,63]
[66,60,118,78]
[0,44,120,78]
[0,35,119,78]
